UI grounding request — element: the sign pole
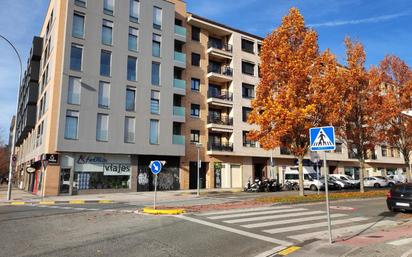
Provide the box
[317,162,320,195]
[324,151,332,244]
[154,174,158,209]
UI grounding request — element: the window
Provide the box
[125,87,136,111]
[68,76,81,105]
[100,50,111,77]
[124,117,135,143]
[242,61,255,76]
[152,34,161,57]
[190,130,200,143]
[243,131,256,147]
[72,12,84,38]
[335,143,343,153]
[242,38,255,53]
[98,81,110,108]
[96,114,109,141]
[150,90,160,114]
[102,19,113,45]
[70,44,82,71]
[151,62,160,85]
[191,104,200,117]
[242,107,252,122]
[191,78,200,91]
[149,119,159,144]
[127,56,137,81]
[153,7,162,30]
[242,83,255,99]
[75,0,86,7]
[103,0,114,15]
[381,146,388,157]
[191,53,200,67]
[129,0,140,23]
[128,27,138,52]
[192,26,200,41]
[258,44,262,55]
[65,110,79,140]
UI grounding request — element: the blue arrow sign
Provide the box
[310,126,336,151]
[150,161,162,175]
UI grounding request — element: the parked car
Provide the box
[387,183,412,212]
[320,176,342,190]
[330,174,359,188]
[386,175,406,185]
[329,176,352,189]
[364,176,389,188]
[283,166,324,191]
[373,176,398,187]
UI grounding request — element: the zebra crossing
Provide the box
[184,205,398,245]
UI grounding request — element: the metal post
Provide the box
[324,151,332,244]
[270,149,274,178]
[197,147,200,197]
[154,174,158,209]
[316,162,320,195]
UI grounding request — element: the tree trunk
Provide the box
[298,156,304,196]
[407,161,412,183]
[359,159,365,193]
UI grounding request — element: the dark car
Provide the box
[387,183,412,212]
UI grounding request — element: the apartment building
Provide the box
[13,0,407,196]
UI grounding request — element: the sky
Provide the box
[0,0,411,141]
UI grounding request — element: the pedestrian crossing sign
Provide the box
[310,126,336,151]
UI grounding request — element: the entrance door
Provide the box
[59,168,71,194]
[189,162,206,189]
[253,164,264,180]
[231,165,242,188]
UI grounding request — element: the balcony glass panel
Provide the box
[175,25,187,37]
[173,79,186,90]
[174,51,186,63]
[173,106,185,117]
[173,134,185,145]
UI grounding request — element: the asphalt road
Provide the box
[0,198,410,257]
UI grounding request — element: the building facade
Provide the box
[13,0,407,196]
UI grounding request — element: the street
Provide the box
[1,198,411,257]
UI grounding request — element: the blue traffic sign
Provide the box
[310,126,336,151]
[150,161,162,175]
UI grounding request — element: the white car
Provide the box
[363,177,389,188]
[330,174,359,188]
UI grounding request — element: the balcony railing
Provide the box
[174,25,187,37]
[280,147,291,155]
[208,91,233,101]
[173,78,186,90]
[173,106,185,117]
[207,116,233,126]
[174,51,186,63]
[207,41,233,53]
[208,142,234,152]
[208,65,233,77]
[173,134,185,145]
[243,141,257,148]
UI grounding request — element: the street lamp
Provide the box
[0,34,22,201]
[196,143,203,197]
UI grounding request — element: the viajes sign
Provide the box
[103,163,131,176]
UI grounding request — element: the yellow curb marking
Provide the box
[142,207,185,215]
[98,200,113,204]
[69,200,85,204]
[11,201,25,205]
[277,246,301,256]
[39,201,55,205]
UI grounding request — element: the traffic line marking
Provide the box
[39,201,55,205]
[242,213,347,229]
[277,246,301,256]
[11,201,25,205]
[198,206,291,217]
[387,237,412,246]
[208,208,307,220]
[69,200,85,204]
[177,215,293,246]
[224,210,324,224]
[98,200,113,204]
[263,217,369,234]
[253,246,288,257]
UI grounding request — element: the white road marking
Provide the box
[288,220,397,242]
[401,248,412,257]
[177,215,293,246]
[73,208,87,211]
[208,208,307,220]
[253,246,288,257]
[387,237,412,246]
[224,210,324,224]
[242,213,347,228]
[263,217,369,234]
[197,206,291,216]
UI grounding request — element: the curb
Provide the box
[1,200,115,205]
[142,207,185,215]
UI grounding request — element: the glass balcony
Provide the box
[207,115,233,126]
[208,142,234,152]
[173,78,186,90]
[174,51,186,63]
[207,65,233,76]
[173,134,185,145]
[175,25,187,37]
[208,91,233,101]
[173,106,185,117]
[207,41,233,53]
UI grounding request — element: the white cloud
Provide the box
[308,12,409,27]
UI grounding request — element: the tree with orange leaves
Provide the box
[248,8,343,196]
[337,38,381,193]
[372,55,412,182]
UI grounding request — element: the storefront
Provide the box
[60,154,132,194]
[137,156,180,191]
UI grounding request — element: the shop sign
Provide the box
[103,163,131,176]
[77,155,108,164]
[43,154,59,165]
[26,167,36,173]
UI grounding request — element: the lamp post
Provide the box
[196,143,203,197]
[0,34,22,201]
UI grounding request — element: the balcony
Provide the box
[174,51,186,69]
[174,25,187,42]
[173,78,186,95]
[207,116,233,133]
[173,134,185,145]
[208,142,234,152]
[243,141,258,148]
[207,65,233,83]
[207,91,233,107]
[173,106,185,123]
[207,41,233,60]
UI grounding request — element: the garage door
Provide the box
[231,164,242,188]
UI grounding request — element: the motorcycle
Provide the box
[282,180,299,191]
[244,178,264,192]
